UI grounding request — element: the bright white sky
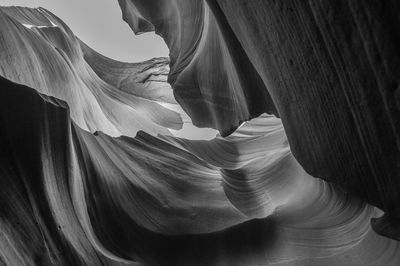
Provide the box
[0,0,169,62]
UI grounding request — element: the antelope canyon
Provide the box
[0,1,400,265]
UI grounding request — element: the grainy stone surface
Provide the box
[1,2,400,265]
[119,0,400,240]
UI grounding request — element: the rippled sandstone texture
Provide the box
[0,2,400,266]
[118,0,400,240]
[2,75,400,265]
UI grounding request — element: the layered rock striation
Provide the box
[118,0,400,241]
[1,2,400,266]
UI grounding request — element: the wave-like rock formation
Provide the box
[1,3,400,266]
[0,6,182,138]
[2,76,400,265]
[118,0,278,136]
[118,0,400,241]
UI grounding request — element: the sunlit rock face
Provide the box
[119,0,400,241]
[0,3,400,266]
[0,6,182,137]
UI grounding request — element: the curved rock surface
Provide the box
[0,6,182,138]
[119,0,400,240]
[118,0,278,136]
[1,3,400,266]
[2,76,400,265]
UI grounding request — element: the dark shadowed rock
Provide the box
[119,0,400,241]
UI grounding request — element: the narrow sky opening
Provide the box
[0,0,169,62]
